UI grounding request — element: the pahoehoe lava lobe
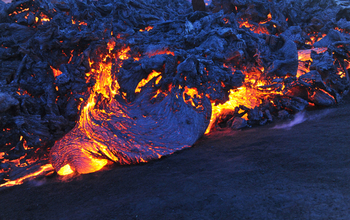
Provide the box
[50,86,212,174]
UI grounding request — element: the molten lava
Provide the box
[2,0,349,188]
[50,44,211,175]
[206,67,283,133]
[50,33,346,175]
[139,26,153,32]
[146,49,175,57]
[51,66,62,78]
[297,48,328,77]
[0,164,54,188]
[237,13,272,35]
[135,70,162,93]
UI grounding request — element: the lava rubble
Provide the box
[0,0,350,187]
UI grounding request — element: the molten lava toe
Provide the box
[50,88,211,175]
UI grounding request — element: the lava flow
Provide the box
[49,43,211,175]
[1,0,350,187]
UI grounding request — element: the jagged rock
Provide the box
[264,109,273,122]
[248,107,264,125]
[230,117,247,130]
[314,29,345,47]
[308,89,336,106]
[267,38,298,77]
[0,93,19,112]
[278,110,289,119]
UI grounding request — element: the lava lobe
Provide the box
[50,85,211,175]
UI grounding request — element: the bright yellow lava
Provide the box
[57,164,74,176]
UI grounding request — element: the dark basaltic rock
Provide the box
[308,89,337,106]
[230,117,247,130]
[314,29,345,47]
[0,93,19,113]
[266,38,298,77]
[248,107,264,125]
[192,0,206,12]
[278,110,290,119]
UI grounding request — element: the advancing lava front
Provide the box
[0,0,350,186]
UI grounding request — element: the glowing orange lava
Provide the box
[146,49,175,57]
[54,43,132,175]
[297,48,327,77]
[140,26,153,32]
[72,19,87,26]
[337,59,350,78]
[57,164,73,175]
[205,68,282,134]
[183,87,203,108]
[305,33,326,45]
[206,46,331,134]
[135,70,162,93]
[237,13,271,34]
[51,66,63,78]
[0,164,54,188]
[41,13,50,22]
[8,8,29,16]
